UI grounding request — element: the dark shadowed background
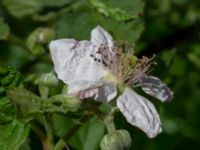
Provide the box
[0,0,200,149]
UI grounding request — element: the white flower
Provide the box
[49,26,173,138]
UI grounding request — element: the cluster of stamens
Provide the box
[90,42,156,86]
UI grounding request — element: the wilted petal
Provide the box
[68,80,117,102]
[91,26,114,48]
[141,75,173,102]
[50,39,108,84]
[117,88,162,138]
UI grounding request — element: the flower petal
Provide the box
[141,75,173,102]
[68,80,117,102]
[50,39,108,84]
[91,26,114,48]
[117,88,162,138]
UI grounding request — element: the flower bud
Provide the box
[37,28,55,44]
[47,94,82,113]
[26,27,55,56]
[39,72,59,87]
[100,129,132,150]
[39,72,59,98]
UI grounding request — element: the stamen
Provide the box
[92,41,155,86]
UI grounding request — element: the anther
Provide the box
[103,55,108,59]
[96,50,101,54]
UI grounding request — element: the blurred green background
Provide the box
[0,0,200,149]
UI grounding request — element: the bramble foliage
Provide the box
[0,0,200,150]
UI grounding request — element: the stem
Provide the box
[31,123,52,150]
[104,115,116,133]
[54,113,92,150]
[53,140,66,150]
[44,115,53,149]
[89,103,117,132]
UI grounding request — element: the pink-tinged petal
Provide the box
[49,39,108,84]
[117,88,162,138]
[91,26,114,48]
[68,80,117,102]
[141,75,173,102]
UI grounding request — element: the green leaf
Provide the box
[2,0,41,18]
[69,117,105,150]
[0,17,10,40]
[0,119,30,150]
[0,97,15,124]
[100,0,144,16]
[0,64,22,98]
[90,0,144,21]
[0,64,21,124]
[54,11,144,43]
[52,113,74,137]
[2,0,72,18]
[7,88,44,119]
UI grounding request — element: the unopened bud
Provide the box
[39,72,59,98]
[47,94,82,113]
[100,129,132,150]
[37,28,55,44]
[26,27,55,56]
[39,72,59,87]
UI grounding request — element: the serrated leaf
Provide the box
[0,65,29,150]
[69,117,105,150]
[0,97,15,124]
[0,17,10,40]
[100,0,144,16]
[0,119,30,150]
[0,64,22,95]
[2,0,73,18]
[0,64,21,123]
[90,0,143,21]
